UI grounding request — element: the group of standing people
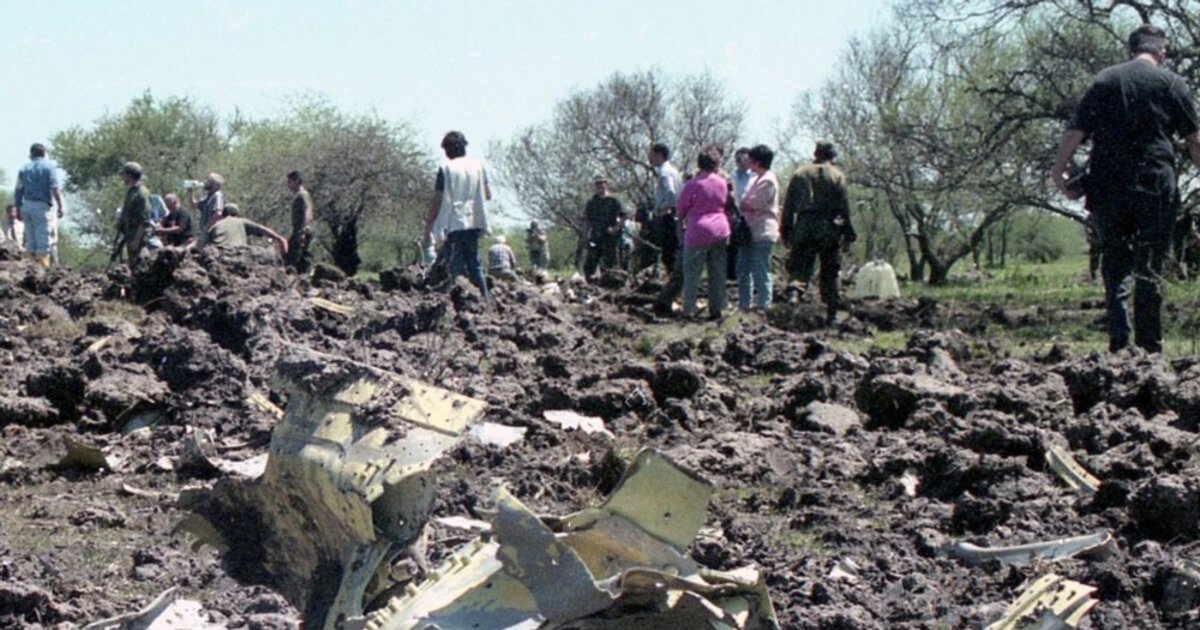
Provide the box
[572,140,853,323]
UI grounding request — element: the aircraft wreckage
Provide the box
[177,350,780,629]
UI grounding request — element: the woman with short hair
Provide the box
[737,144,781,310]
[676,144,731,319]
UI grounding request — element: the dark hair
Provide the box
[1128,24,1167,56]
[650,143,670,161]
[696,144,722,172]
[747,144,774,170]
[814,141,838,162]
[442,131,468,158]
[287,170,302,183]
[30,143,46,158]
[223,203,240,217]
[735,146,750,158]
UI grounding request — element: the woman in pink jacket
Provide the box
[676,144,731,319]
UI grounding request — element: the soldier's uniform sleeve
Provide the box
[782,171,808,242]
[836,171,856,242]
[1069,80,1104,134]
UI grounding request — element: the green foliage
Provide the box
[47,92,430,275]
[221,95,430,274]
[53,92,227,245]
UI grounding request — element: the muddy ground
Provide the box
[2,238,1200,629]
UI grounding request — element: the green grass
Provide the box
[894,252,1200,358]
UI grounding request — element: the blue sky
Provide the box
[1,0,892,192]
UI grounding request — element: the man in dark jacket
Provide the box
[1050,24,1200,353]
[782,142,856,324]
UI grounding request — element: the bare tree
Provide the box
[223,97,429,275]
[494,69,744,241]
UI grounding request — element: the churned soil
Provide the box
[2,239,1200,629]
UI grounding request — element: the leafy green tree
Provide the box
[52,92,228,246]
[222,97,430,275]
[784,7,1119,284]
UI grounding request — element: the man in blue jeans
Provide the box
[13,143,65,267]
[424,131,492,299]
[1051,24,1200,353]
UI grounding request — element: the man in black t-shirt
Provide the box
[155,194,195,247]
[582,175,623,280]
[1051,24,1200,353]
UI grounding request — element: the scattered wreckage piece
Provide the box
[310,296,360,317]
[245,390,284,419]
[984,573,1098,630]
[179,428,268,478]
[468,422,528,448]
[361,449,779,630]
[81,586,221,630]
[177,354,487,630]
[1044,446,1100,495]
[543,410,614,438]
[948,532,1115,568]
[60,435,122,471]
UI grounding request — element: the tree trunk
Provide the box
[904,237,925,282]
[330,220,362,277]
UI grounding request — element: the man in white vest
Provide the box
[424,131,492,298]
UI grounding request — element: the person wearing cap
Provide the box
[206,203,289,256]
[115,162,152,263]
[582,174,623,281]
[782,141,857,324]
[285,170,314,273]
[13,143,65,266]
[424,130,492,298]
[487,234,519,282]
[187,172,226,239]
[526,220,549,270]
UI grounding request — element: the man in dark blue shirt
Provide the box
[1051,24,1200,353]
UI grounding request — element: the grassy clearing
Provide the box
[897,253,1200,358]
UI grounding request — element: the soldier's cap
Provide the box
[593,174,608,184]
[119,161,143,177]
[223,203,240,217]
[814,142,837,160]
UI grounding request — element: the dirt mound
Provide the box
[2,249,1200,627]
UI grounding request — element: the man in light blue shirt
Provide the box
[13,143,65,266]
[732,147,755,208]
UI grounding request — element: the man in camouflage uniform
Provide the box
[782,142,856,324]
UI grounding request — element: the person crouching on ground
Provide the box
[154,193,196,248]
[206,203,289,258]
[737,144,781,310]
[677,144,731,320]
[487,234,519,282]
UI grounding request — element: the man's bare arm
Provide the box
[52,189,65,218]
[1049,129,1087,199]
[424,193,440,237]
